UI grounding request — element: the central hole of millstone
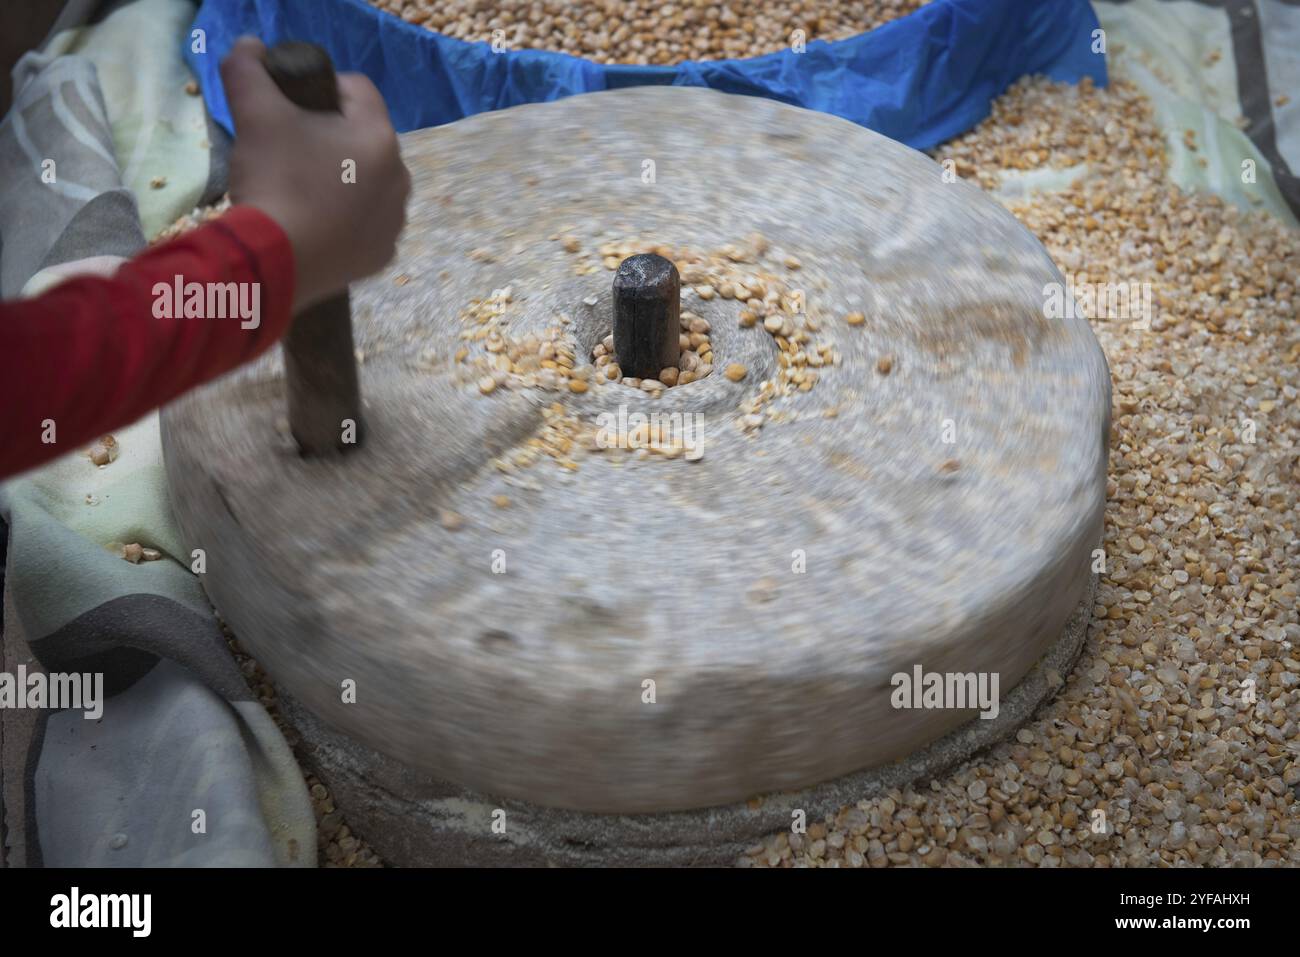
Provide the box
[589,308,717,394]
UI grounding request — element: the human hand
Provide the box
[220,37,410,312]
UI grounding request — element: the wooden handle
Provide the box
[263,41,341,113]
[262,41,362,455]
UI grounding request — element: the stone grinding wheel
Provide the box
[161,87,1109,815]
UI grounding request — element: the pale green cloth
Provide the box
[1096,0,1297,226]
[985,1,1298,229]
[44,0,211,238]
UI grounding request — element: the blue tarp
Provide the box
[187,0,1106,149]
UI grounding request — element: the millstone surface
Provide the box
[161,87,1110,814]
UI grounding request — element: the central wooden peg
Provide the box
[612,254,680,380]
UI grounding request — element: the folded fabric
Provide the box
[0,9,313,867]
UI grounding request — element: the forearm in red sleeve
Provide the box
[0,205,296,480]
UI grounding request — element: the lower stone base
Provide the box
[280,574,1095,867]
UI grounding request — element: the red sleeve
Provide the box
[0,205,296,480]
